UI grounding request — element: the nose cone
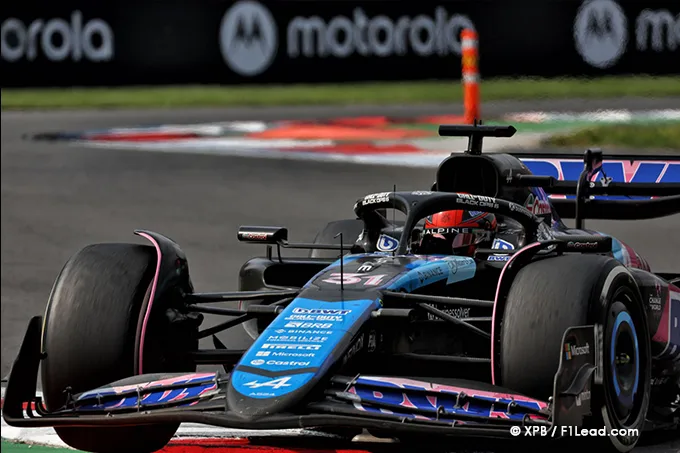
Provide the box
[226,296,379,418]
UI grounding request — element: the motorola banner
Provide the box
[573,0,680,70]
[2,0,678,87]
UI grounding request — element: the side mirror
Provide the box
[237,226,288,244]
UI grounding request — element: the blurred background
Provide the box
[1,0,679,450]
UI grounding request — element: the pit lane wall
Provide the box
[1,0,679,87]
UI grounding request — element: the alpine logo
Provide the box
[243,376,292,389]
[219,0,278,76]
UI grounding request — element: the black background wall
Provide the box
[2,0,678,87]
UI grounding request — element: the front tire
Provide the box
[41,244,196,453]
[500,255,651,452]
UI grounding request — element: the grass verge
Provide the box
[2,76,680,109]
[543,122,680,150]
[1,440,76,453]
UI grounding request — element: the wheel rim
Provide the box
[609,308,639,421]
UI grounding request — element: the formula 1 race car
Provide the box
[3,125,679,453]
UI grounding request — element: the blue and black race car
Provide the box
[3,125,679,453]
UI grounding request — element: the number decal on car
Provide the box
[321,273,386,286]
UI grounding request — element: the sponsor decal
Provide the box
[568,241,599,249]
[342,333,365,365]
[411,191,433,195]
[283,329,333,335]
[234,298,379,399]
[351,376,547,421]
[284,321,333,329]
[244,376,293,389]
[368,330,377,352]
[1,11,114,63]
[261,343,322,351]
[649,280,663,310]
[240,231,270,240]
[456,193,500,210]
[321,272,387,286]
[446,259,458,274]
[219,0,278,76]
[488,239,514,264]
[651,376,669,386]
[77,373,219,410]
[417,266,445,284]
[521,159,679,187]
[271,351,315,358]
[488,255,511,262]
[288,7,474,59]
[575,390,591,407]
[363,192,391,205]
[292,307,351,315]
[251,359,265,365]
[524,193,552,216]
[564,342,591,360]
[427,306,471,321]
[264,359,310,367]
[266,334,328,343]
[486,255,511,262]
[492,238,515,250]
[377,234,399,252]
[286,314,344,321]
[422,227,462,235]
[508,202,534,218]
[357,262,373,273]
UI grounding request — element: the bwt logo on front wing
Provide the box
[219,0,475,76]
[1,11,114,63]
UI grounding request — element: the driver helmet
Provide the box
[418,210,497,256]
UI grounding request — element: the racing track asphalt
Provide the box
[1,98,679,452]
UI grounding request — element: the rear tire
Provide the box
[41,244,195,453]
[500,254,651,452]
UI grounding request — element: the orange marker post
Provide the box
[461,29,480,124]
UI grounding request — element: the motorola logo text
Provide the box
[1,11,114,63]
[219,0,278,76]
[636,9,679,52]
[573,1,679,69]
[287,7,474,59]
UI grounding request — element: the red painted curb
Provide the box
[162,439,372,453]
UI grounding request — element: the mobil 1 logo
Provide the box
[1,11,114,63]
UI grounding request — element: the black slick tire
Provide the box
[500,254,651,452]
[40,244,185,453]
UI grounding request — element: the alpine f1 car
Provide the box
[3,124,679,453]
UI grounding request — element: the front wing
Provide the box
[3,316,599,442]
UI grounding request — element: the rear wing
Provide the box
[509,150,680,228]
